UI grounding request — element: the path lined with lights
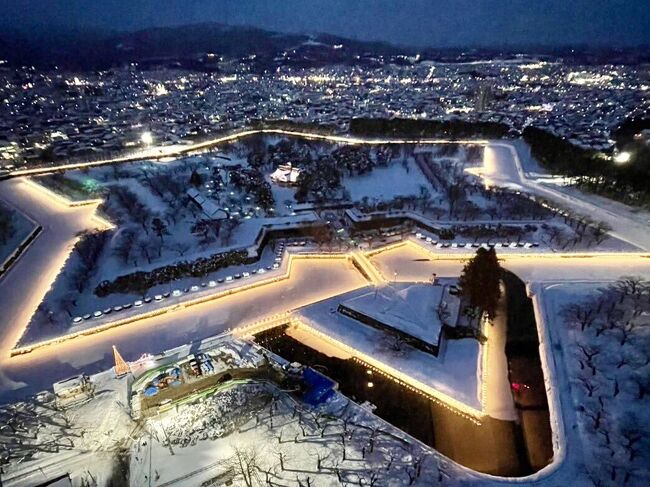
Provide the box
[0,179,110,365]
[4,128,490,178]
[4,126,648,249]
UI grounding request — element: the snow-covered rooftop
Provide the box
[270,163,301,184]
[341,283,455,347]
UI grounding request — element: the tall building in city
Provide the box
[474,83,493,112]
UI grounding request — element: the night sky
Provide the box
[2,0,649,47]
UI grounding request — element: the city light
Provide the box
[613,151,631,164]
[141,131,154,146]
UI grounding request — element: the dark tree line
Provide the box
[0,204,16,245]
[523,126,650,208]
[350,117,511,139]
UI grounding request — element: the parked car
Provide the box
[72,316,83,324]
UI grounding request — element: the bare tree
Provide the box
[228,446,259,487]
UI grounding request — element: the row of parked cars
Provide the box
[71,249,287,325]
[285,240,309,247]
[414,233,540,249]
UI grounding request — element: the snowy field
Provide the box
[132,382,462,487]
[344,157,426,202]
[14,137,488,345]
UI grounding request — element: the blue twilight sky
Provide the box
[2,0,649,48]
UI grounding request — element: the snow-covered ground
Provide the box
[1,337,469,487]
[540,279,650,487]
[344,157,426,202]
[2,132,650,486]
[19,135,635,348]
[134,383,461,487]
[0,369,134,487]
[297,285,482,410]
[0,254,366,403]
[484,142,650,251]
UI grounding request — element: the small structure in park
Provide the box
[337,283,460,356]
[187,188,229,220]
[270,163,301,185]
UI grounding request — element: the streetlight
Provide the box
[141,131,154,146]
[613,151,631,164]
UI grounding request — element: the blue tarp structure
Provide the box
[302,368,336,406]
[144,386,158,397]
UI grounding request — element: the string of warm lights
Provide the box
[6,128,492,178]
[290,318,485,421]
[236,313,486,421]
[10,253,349,356]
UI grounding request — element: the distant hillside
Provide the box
[1,23,648,71]
[0,22,410,71]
